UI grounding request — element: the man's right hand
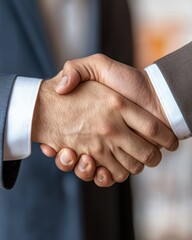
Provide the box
[32,72,170,186]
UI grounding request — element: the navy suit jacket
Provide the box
[0,1,134,240]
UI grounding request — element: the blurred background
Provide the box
[130,0,192,240]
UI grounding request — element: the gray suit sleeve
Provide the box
[0,74,21,189]
[155,42,192,133]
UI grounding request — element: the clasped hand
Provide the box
[32,54,178,187]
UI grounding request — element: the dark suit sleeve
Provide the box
[155,42,192,133]
[0,74,21,189]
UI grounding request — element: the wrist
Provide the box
[31,76,67,151]
[31,80,55,144]
[31,81,43,143]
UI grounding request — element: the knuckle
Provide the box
[145,118,159,137]
[131,163,144,175]
[63,60,75,71]
[91,142,104,156]
[93,53,107,61]
[165,135,178,150]
[100,122,117,137]
[108,95,124,111]
[115,171,129,183]
[142,148,162,167]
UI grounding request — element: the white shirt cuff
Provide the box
[4,77,42,161]
[145,64,191,140]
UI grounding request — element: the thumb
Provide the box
[56,68,81,94]
[55,54,107,95]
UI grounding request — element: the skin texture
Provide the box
[39,55,178,187]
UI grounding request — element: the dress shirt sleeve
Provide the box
[4,77,42,160]
[145,64,191,140]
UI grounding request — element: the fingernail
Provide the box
[60,152,73,166]
[79,159,89,172]
[56,75,68,91]
[98,174,104,182]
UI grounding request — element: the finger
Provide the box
[74,154,96,182]
[40,144,56,157]
[112,148,144,175]
[56,69,81,94]
[132,132,161,148]
[98,152,129,183]
[55,148,77,172]
[94,167,115,187]
[121,100,178,151]
[117,127,162,168]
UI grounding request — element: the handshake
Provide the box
[32,54,178,187]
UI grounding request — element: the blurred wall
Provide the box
[129,1,192,240]
[130,0,192,68]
